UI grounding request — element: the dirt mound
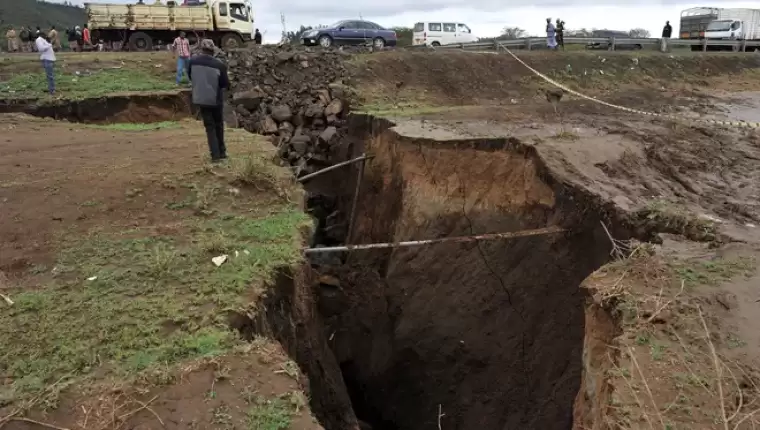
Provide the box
[227,46,354,177]
[351,51,760,107]
[575,239,760,430]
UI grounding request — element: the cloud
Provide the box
[57,0,759,43]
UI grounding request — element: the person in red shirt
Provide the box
[172,31,191,84]
[82,24,91,48]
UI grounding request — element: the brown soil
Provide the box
[0,112,323,430]
[350,50,760,108]
[0,114,203,276]
[314,122,616,430]
[575,239,760,430]
[5,343,321,430]
[314,50,760,430]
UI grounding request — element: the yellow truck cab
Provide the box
[86,0,254,51]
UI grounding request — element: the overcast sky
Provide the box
[61,1,757,43]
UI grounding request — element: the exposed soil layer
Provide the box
[293,115,630,430]
[351,51,760,108]
[0,91,192,123]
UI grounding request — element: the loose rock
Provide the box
[225,45,355,171]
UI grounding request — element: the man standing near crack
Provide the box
[188,39,229,162]
[35,31,56,95]
[172,31,191,84]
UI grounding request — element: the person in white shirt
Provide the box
[35,35,56,95]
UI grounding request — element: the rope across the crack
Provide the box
[497,43,760,129]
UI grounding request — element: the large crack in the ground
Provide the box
[0,92,194,123]
[247,113,641,430]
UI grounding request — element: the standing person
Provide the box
[5,27,18,53]
[171,31,191,84]
[556,19,565,50]
[76,26,84,51]
[254,28,262,44]
[19,27,30,52]
[82,24,92,49]
[188,39,230,162]
[661,20,673,52]
[35,32,56,95]
[49,26,61,51]
[546,18,558,50]
[69,27,80,52]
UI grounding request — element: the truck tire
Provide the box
[221,33,243,50]
[128,32,153,52]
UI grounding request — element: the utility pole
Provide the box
[279,12,288,44]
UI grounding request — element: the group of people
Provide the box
[4,25,92,53]
[546,18,566,50]
[544,19,675,52]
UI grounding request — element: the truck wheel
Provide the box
[128,32,153,51]
[221,33,243,50]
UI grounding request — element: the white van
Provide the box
[412,22,477,46]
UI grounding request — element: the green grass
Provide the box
[0,209,310,404]
[85,121,182,131]
[671,257,755,287]
[247,398,294,430]
[638,199,718,241]
[0,67,177,100]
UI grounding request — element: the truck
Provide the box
[85,0,254,52]
[680,7,760,51]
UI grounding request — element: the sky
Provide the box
[60,0,758,43]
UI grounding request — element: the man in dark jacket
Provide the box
[661,21,673,52]
[188,39,230,162]
[254,28,262,44]
[556,19,565,50]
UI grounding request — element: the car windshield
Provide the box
[329,21,346,28]
[706,20,732,31]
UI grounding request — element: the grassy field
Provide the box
[0,51,180,100]
[0,118,317,427]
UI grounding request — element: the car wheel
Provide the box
[373,37,385,49]
[318,35,332,48]
[635,44,643,50]
[431,41,441,47]
[128,31,153,52]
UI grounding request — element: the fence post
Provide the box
[493,40,498,51]
[702,38,707,52]
[610,37,616,51]
[742,39,747,52]
[526,38,532,51]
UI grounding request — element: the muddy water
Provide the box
[717,91,760,123]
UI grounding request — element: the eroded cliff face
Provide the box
[300,120,617,430]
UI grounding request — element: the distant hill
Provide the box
[0,0,86,32]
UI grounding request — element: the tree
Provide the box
[284,25,327,44]
[567,28,593,37]
[500,27,526,39]
[629,28,651,38]
[392,26,413,47]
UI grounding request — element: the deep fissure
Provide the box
[286,115,622,430]
[36,99,624,429]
